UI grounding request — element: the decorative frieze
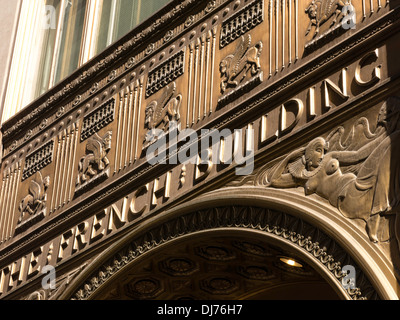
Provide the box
[143,82,182,149]
[114,77,145,173]
[22,141,54,181]
[50,122,80,214]
[0,161,22,243]
[220,0,264,48]
[186,27,217,127]
[146,50,185,98]
[81,98,115,142]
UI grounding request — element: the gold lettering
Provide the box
[322,68,349,110]
[73,221,90,253]
[280,98,304,135]
[307,86,317,120]
[8,257,26,289]
[107,199,128,233]
[90,212,107,242]
[194,148,213,183]
[355,49,381,87]
[260,114,278,145]
[129,184,149,216]
[0,266,10,295]
[57,229,74,262]
[152,172,172,206]
[28,247,43,278]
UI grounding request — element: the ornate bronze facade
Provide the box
[1,0,400,300]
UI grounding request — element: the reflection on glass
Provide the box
[96,0,170,54]
[36,0,61,97]
[54,0,87,84]
[33,0,171,102]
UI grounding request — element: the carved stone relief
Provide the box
[22,141,54,181]
[218,34,263,107]
[16,171,50,234]
[71,206,377,300]
[0,161,22,242]
[186,27,217,127]
[114,77,145,173]
[50,122,79,214]
[146,50,185,98]
[259,97,400,244]
[220,0,264,48]
[305,0,346,38]
[81,98,115,142]
[75,131,112,196]
[143,82,182,148]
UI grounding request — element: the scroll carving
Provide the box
[16,171,50,233]
[75,131,112,196]
[260,97,400,244]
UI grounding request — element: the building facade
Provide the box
[0,0,400,300]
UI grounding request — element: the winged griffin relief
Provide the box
[17,171,50,231]
[305,0,346,38]
[220,34,263,94]
[259,97,400,245]
[143,82,182,147]
[75,131,112,194]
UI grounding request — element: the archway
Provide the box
[60,187,399,300]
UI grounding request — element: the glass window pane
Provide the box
[96,0,171,54]
[138,0,170,23]
[54,0,87,84]
[36,0,62,97]
[96,0,113,54]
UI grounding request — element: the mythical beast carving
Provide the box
[305,0,346,38]
[220,34,262,94]
[76,131,112,190]
[143,82,182,147]
[17,171,50,228]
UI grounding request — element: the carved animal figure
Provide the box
[18,172,50,224]
[145,82,181,133]
[305,0,346,38]
[76,131,112,185]
[144,82,182,145]
[220,34,262,94]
